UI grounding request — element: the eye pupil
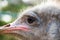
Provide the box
[27,17,36,24]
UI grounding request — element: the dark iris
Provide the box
[27,16,36,24]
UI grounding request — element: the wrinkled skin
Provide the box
[0,1,60,40]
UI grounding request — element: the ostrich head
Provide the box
[0,1,60,40]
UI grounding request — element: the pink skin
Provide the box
[0,25,30,33]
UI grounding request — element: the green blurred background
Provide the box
[0,0,45,40]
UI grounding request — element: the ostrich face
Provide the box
[0,4,60,40]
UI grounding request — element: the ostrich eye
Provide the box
[27,16,36,24]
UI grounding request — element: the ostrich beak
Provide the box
[0,24,30,34]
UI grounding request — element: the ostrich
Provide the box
[0,0,60,40]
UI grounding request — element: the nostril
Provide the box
[4,24,10,27]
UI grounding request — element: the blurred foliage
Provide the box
[2,2,28,12]
[2,1,28,12]
[0,34,4,40]
[0,21,7,26]
[0,1,28,26]
[0,34,17,40]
